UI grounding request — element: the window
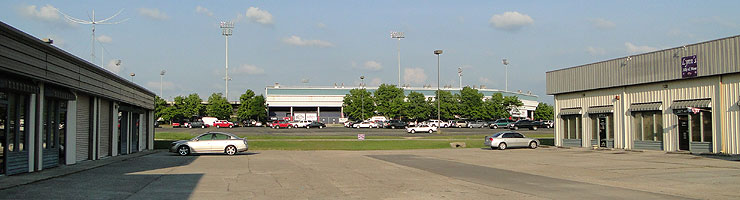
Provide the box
[198,134,212,141]
[563,115,581,140]
[632,111,662,142]
[503,133,515,138]
[689,111,712,143]
[213,134,230,140]
[514,133,525,138]
[702,111,712,142]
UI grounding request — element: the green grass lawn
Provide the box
[249,139,485,150]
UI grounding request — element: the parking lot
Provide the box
[156,126,555,137]
[2,147,738,199]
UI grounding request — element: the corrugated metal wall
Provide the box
[547,35,740,95]
[722,74,740,154]
[99,99,111,158]
[75,94,90,162]
[554,87,624,148]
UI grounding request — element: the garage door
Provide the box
[76,94,90,162]
[99,99,111,158]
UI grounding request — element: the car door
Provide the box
[513,133,527,147]
[211,133,231,152]
[189,134,213,153]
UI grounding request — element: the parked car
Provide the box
[172,122,182,128]
[305,121,326,129]
[467,120,487,128]
[406,124,437,133]
[184,120,207,129]
[509,119,545,130]
[484,131,539,150]
[427,120,449,128]
[271,120,293,129]
[170,132,248,156]
[383,120,408,129]
[452,120,467,128]
[489,119,516,129]
[213,120,235,128]
[344,120,361,128]
[353,121,378,128]
[291,120,313,128]
[542,120,554,128]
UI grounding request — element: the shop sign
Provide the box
[681,55,697,78]
[358,134,365,141]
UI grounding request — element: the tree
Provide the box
[183,93,205,118]
[342,88,374,120]
[430,90,457,120]
[534,102,554,120]
[503,96,524,117]
[162,95,187,122]
[236,89,256,121]
[482,93,510,120]
[458,86,485,119]
[247,95,267,122]
[154,96,167,121]
[373,84,405,119]
[404,91,431,122]
[206,93,233,120]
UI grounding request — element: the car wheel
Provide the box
[229,125,233,128]
[225,145,237,156]
[411,129,416,134]
[320,126,324,129]
[178,146,190,156]
[428,129,433,133]
[273,125,278,129]
[201,125,205,129]
[513,126,519,130]
[216,125,220,129]
[188,125,192,129]
[391,126,395,129]
[306,126,310,129]
[529,141,538,149]
[498,143,507,150]
[493,125,498,129]
[532,126,538,131]
[469,126,473,129]
[288,125,292,129]
[457,125,462,128]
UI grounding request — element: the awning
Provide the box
[629,102,662,112]
[45,86,76,100]
[588,106,614,114]
[0,77,39,94]
[559,108,582,115]
[670,99,711,109]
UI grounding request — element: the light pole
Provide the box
[458,67,463,89]
[502,59,509,91]
[220,21,234,101]
[434,50,443,124]
[360,75,365,121]
[159,70,166,97]
[129,73,135,82]
[391,31,405,86]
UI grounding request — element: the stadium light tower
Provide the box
[458,67,463,89]
[502,59,510,91]
[390,31,405,86]
[434,50,443,123]
[360,75,365,121]
[57,9,128,66]
[160,70,166,97]
[220,21,234,101]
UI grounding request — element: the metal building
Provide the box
[0,21,155,176]
[266,84,539,124]
[547,35,740,154]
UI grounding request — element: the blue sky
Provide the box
[2,1,739,104]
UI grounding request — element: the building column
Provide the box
[290,107,293,120]
[66,98,77,165]
[31,88,40,171]
[111,102,119,156]
[317,107,321,121]
[340,106,344,118]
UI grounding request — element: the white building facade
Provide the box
[547,35,740,154]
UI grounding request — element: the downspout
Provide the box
[621,86,627,149]
[719,75,726,153]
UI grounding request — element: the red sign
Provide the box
[358,134,365,141]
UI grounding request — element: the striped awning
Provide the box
[588,106,614,114]
[670,99,711,109]
[559,108,582,115]
[629,102,662,112]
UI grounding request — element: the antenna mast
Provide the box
[57,8,128,67]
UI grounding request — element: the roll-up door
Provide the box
[76,94,91,162]
[99,99,111,158]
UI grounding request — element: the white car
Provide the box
[353,121,378,128]
[170,132,249,156]
[484,131,539,150]
[427,120,449,128]
[406,124,437,133]
[291,120,313,128]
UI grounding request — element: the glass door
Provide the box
[678,115,690,151]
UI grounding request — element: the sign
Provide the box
[357,134,365,141]
[687,107,701,114]
[681,55,698,78]
[306,113,318,121]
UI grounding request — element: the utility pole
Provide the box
[220,21,234,101]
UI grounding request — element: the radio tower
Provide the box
[57,8,128,66]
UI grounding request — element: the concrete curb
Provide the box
[0,150,159,191]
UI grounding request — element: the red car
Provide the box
[213,120,235,128]
[172,122,181,128]
[271,120,293,129]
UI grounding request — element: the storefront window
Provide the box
[632,111,662,142]
[691,113,701,142]
[563,115,581,140]
[8,95,15,152]
[702,111,712,142]
[655,113,663,141]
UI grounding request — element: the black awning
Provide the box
[45,86,76,100]
[0,77,39,94]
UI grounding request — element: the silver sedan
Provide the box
[170,132,249,156]
[484,131,539,150]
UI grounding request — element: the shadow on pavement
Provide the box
[0,151,202,199]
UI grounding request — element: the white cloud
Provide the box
[233,64,265,75]
[105,59,123,74]
[489,11,534,31]
[362,61,383,71]
[245,7,274,25]
[317,22,327,28]
[138,8,169,20]
[370,78,382,86]
[404,68,427,85]
[96,35,112,43]
[195,6,214,17]
[588,18,616,30]
[18,4,60,22]
[282,35,334,47]
[625,42,658,54]
[586,46,606,56]
[146,81,174,91]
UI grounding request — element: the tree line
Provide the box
[155,89,267,123]
[343,84,553,122]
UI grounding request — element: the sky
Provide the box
[2,0,740,104]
